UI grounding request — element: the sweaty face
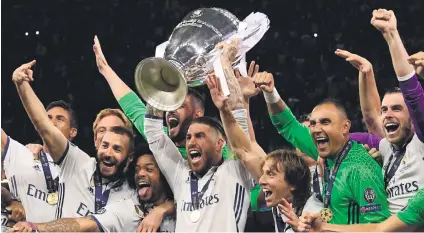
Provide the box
[94,115,126,149]
[381,93,413,145]
[309,104,350,159]
[97,132,130,179]
[259,159,294,207]
[166,96,200,143]
[47,107,75,140]
[186,123,222,176]
[134,154,164,202]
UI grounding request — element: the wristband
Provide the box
[397,71,415,82]
[231,109,250,140]
[263,88,281,104]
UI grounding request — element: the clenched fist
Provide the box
[253,72,274,93]
[216,39,239,63]
[407,51,424,78]
[371,9,397,33]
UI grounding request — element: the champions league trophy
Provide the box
[134,8,270,111]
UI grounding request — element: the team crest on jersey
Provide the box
[364,188,376,203]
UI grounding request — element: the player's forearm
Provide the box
[321,222,380,232]
[244,99,257,142]
[35,217,99,232]
[266,99,287,115]
[383,30,415,77]
[154,199,176,217]
[102,66,133,101]
[221,58,244,110]
[219,106,252,153]
[358,69,384,137]
[15,82,66,161]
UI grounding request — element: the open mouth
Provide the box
[262,188,273,200]
[138,181,151,197]
[167,116,179,129]
[189,149,202,162]
[102,160,116,167]
[385,122,400,135]
[315,136,329,149]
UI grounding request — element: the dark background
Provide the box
[2,0,423,155]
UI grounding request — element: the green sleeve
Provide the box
[269,107,318,160]
[118,92,148,140]
[349,163,390,223]
[397,189,424,227]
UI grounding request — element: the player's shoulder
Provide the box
[407,134,424,150]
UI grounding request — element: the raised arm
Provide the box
[206,74,264,180]
[144,104,184,192]
[372,10,424,141]
[254,72,319,160]
[12,61,67,163]
[93,36,148,139]
[335,49,384,137]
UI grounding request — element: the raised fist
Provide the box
[371,9,397,33]
[253,72,275,93]
[407,51,424,78]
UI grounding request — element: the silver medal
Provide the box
[189,210,201,223]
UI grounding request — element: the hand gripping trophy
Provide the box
[134,8,270,111]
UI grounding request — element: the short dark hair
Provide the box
[106,126,135,156]
[299,113,310,123]
[191,116,225,138]
[264,149,311,210]
[384,87,402,96]
[316,98,347,119]
[46,100,78,129]
[187,88,205,110]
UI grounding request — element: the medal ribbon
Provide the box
[94,170,111,212]
[384,148,405,188]
[39,152,57,194]
[323,140,352,208]
[190,167,218,210]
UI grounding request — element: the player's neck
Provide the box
[329,138,350,160]
[153,193,168,207]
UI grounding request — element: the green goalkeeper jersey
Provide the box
[397,188,424,226]
[118,92,264,211]
[269,106,390,224]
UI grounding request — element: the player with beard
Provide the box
[143,39,260,232]
[92,36,265,220]
[298,188,424,232]
[10,144,176,233]
[333,9,424,215]
[254,70,389,224]
[11,60,135,220]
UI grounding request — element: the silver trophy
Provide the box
[135,8,269,111]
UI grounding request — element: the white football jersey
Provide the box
[90,196,176,233]
[145,118,253,232]
[2,137,58,222]
[55,142,136,218]
[379,134,424,214]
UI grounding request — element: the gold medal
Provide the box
[320,208,333,222]
[47,192,58,205]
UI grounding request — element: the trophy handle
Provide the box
[134,58,188,111]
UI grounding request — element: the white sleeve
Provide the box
[144,118,185,194]
[225,160,254,190]
[2,137,35,177]
[2,137,35,200]
[89,199,140,233]
[302,194,323,214]
[57,142,93,182]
